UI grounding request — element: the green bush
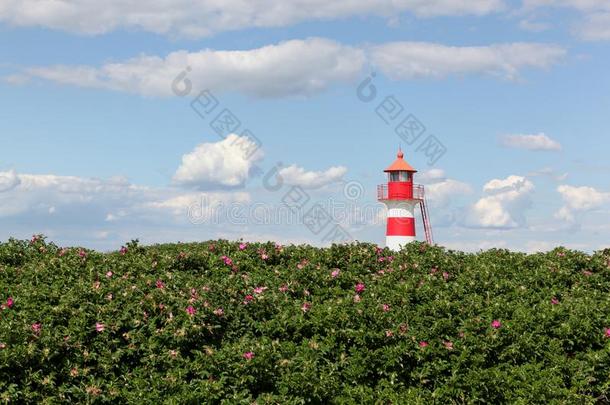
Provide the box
[1,236,610,403]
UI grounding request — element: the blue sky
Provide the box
[0,0,609,252]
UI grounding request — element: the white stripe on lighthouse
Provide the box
[386,235,416,250]
[384,200,416,250]
[386,206,415,218]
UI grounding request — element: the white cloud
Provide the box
[417,168,447,183]
[555,184,610,221]
[0,167,366,249]
[0,0,505,38]
[0,170,20,192]
[14,38,569,98]
[523,0,610,12]
[523,0,610,40]
[427,180,473,207]
[499,132,562,151]
[173,134,264,189]
[417,169,472,208]
[23,38,366,98]
[278,164,347,189]
[577,13,610,40]
[0,169,250,230]
[145,191,251,218]
[2,74,30,85]
[369,42,566,80]
[0,172,143,218]
[464,175,535,228]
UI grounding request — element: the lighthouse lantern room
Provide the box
[377,149,433,250]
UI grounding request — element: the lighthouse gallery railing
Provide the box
[377,184,425,201]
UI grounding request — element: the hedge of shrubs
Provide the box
[1,236,610,403]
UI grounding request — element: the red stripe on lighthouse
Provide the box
[386,217,415,236]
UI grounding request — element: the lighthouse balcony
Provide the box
[377,183,425,201]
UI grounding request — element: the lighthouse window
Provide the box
[400,171,410,182]
[389,172,399,182]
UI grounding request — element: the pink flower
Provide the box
[419,341,429,348]
[605,328,610,338]
[354,283,366,293]
[106,271,113,278]
[261,253,269,260]
[213,308,224,316]
[221,256,233,266]
[551,297,559,305]
[31,323,42,334]
[387,256,394,262]
[253,286,268,294]
[331,269,340,278]
[378,257,385,262]
[301,302,312,313]
[244,294,254,304]
[491,320,502,329]
[557,252,565,257]
[78,249,87,258]
[385,330,394,337]
[430,267,438,275]
[0,343,6,349]
[156,279,165,289]
[186,306,196,316]
[382,304,390,312]
[119,246,128,255]
[375,246,383,255]
[58,248,68,257]
[583,270,593,277]
[279,285,288,293]
[442,272,449,281]
[239,243,248,251]
[95,322,105,332]
[353,294,361,303]
[243,351,254,360]
[443,340,454,350]
[6,297,14,309]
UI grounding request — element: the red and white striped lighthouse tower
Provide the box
[377,148,433,250]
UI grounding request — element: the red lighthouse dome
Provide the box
[383,148,417,200]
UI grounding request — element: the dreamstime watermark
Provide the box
[170,69,364,244]
[356,72,447,166]
[187,195,386,227]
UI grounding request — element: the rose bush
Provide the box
[1,236,610,403]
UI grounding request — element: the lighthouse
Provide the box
[377,148,433,250]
